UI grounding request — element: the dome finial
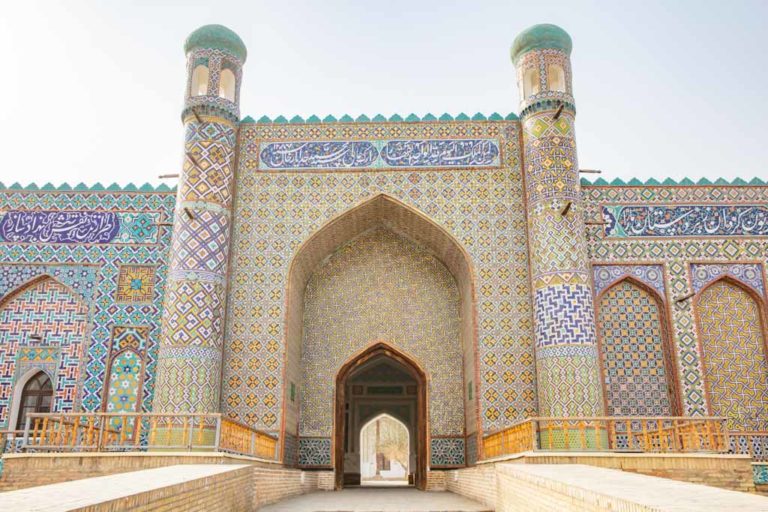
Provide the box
[510,24,572,64]
[184,24,247,63]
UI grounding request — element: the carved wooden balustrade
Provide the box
[482,417,729,460]
[18,413,277,460]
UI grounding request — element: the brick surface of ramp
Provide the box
[0,464,251,511]
[498,463,768,511]
[258,487,492,512]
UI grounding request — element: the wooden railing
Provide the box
[19,413,277,460]
[482,417,729,460]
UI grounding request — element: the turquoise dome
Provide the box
[510,24,572,63]
[184,24,247,62]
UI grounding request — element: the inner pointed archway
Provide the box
[359,413,410,486]
[335,343,427,490]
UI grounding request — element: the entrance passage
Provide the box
[335,343,427,490]
[360,414,409,486]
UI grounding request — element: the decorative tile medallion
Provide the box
[115,265,156,303]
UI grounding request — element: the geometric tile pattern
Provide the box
[168,211,229,283]
[597,280,676,416]
[154,115,237,414]
[431,437,465,466]
[584,183,768,417]
[226,119,534,436]
[593,264,665,297]
[115,265,156,303]
[534,284,596,347]
[695,281,768,431]
[298,228,464,437]
[298,437,332,466]
[0,278,88,427]
[105,349,143,428]
[0,187,174,415]
[691,263,764,296]
[161,280,224,349]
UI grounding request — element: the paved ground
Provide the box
[258,488,492,512]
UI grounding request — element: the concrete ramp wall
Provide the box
[0,464,253,511]
[496,464,768,512]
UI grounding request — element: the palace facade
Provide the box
[0,23,766,488]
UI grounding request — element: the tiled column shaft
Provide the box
[152,31,244,413]
[514,31,603,417]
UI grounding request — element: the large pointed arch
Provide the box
[694,275,768,430]
[281,193,479,465]
[595,275,681,417]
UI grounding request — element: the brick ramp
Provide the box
[497,464,768,511]
[0,464,252,511]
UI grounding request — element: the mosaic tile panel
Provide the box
[0,278,88,427]
[104,325,148,428]
[753,464,768,485]
[0,211,159,244]
[258,139,500,170]
[690,263,764,295]
[593,264,665,297]
[226,120,534,435]
[696,281,768,430]
[115,265,156,303]
[0,189,175,414]
[430,437,465,466]
[603,204,768,237]
[298,437,332,466]
[299,228,463,437]
[584,184,768,417]
[597,281,675,416]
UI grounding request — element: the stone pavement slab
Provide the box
[258,487,492,512]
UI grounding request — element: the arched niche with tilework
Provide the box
[595,277,681,417]
[0,275,89,430]
[694,276,768,431]
[280,193,480,469]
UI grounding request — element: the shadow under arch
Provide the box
[594,275,682,416]
[693,274,768,423]
[281,193,480,466]
[335,342,427,490]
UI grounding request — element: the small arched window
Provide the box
[191,65,209,96]
[523,67,540,98]
[219,68,236,101]
[548,64,566,92]
[16,371,53,430]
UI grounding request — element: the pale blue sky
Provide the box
[1,0,765,186]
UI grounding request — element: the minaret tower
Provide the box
[512,25,604,420]
[153,25,246,414]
